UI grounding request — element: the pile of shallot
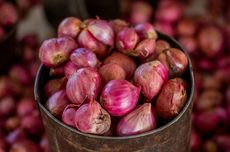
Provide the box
[0,0,18,41]
[0,34,49,152]
[39,17,190,137]
[127,1,230,151]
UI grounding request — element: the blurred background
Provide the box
[0,0,229,151]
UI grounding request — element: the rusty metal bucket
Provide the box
[34,31,194,152]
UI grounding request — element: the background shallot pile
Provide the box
[0,34,48,152]
[124,0,230,151]
[40,17,190,137]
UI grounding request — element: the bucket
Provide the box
[34,31,194,152]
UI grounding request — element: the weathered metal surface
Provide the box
[34,31,194,152]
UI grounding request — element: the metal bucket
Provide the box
[34,31,194,152]
[0,25,17,74]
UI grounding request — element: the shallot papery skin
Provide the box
[130,1,153,24]
[9,64,31,85]
[116,28,139,54]
[10,140,41,152]
[100,79,140,116]
[64,61,78,78]
[155,0,183,23]
[134,60,168,101]
[134,38,156,58]
[190,130,202,152]
[21,111,44,135]
[156,78,187,119]
[62,104,78,127]
[70,48,100,69]
[39,37,77,67]
[176,18,197,37]
[144,39,171,62]
[87,19,114,46]
[16,98,37,117]
[99,63,126,85]
[44,77,67,97]
[0,2,18,27]
[158,48,188,78]
[198,25,224,57]
[46,90,70,118]
[109,19,129,34]
[75,99,111,135]
[77,29,107,59]
[103,52,136,79]
[49,66,64,77]
[194,110,220,134]
[134,23,158,40]
[66,68,101,105]
[58,17,81,38]
[195,90,223,112]
[117,103,157,136]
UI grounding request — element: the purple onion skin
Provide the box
[17,98,37,117]
[178,36,197,55]
[176,18,197,37]
[134,60,168,101]
[154,21,175,37]
[117,103,157,136]
[155,0,183,23]
[194,110,220,135]
[156,78,187,119]
[66,68,101,106]
[198,25,224,58]
[58,17,81,38]
[5,116,20,131]
[134,23,158,40]
[64,61,78,78]
[99,63,126,85]
[0,2,18,27]
[75,99,111,135]
[9,64,31,85]
[49,66,64,77]
[215,135,230,151]
[158,48,188,78]
[144,40,171,62]
[78,29,108,59]
[133,38,156,58]
[195,90,223,112]
[44,77,67,97]
[62,104,78,127]
[103,52,137,79]
[39,37,77,67]
[10,140,41,152]
[116,28,139,54]
[109,19,129,34]
[100,79,140,117]
[40,135,50,152]
[0,137,6,151]
[70,48,100,69]
[130,1,153,24]
[87,19,114,46]
[0,97,15,117]
[21,111,44,135]
[6,128,27,145]
[190,130,202,152]
[46,90,70,118]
